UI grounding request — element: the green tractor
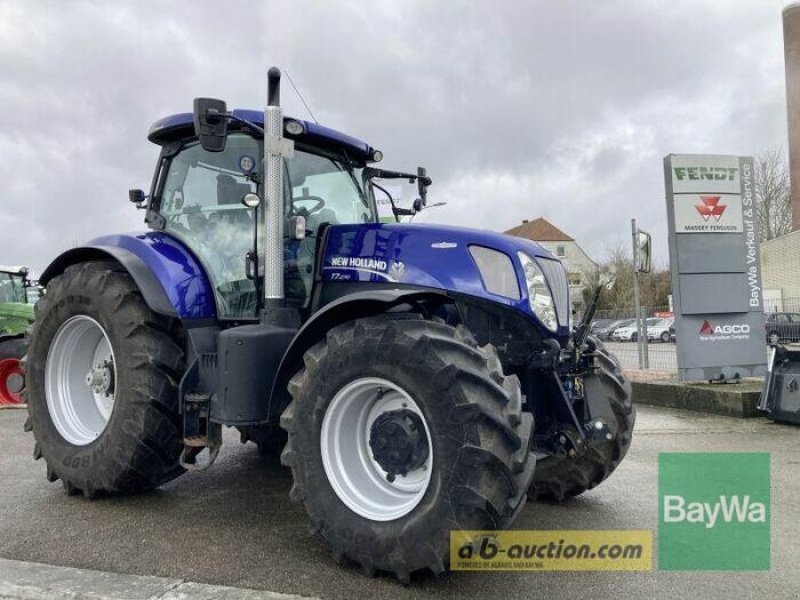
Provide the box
[0,266,35,405]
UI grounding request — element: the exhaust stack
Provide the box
[263,67,291,305]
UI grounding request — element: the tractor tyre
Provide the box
[24,261,186,497]
[280,315,535,582]
[0,337,26,405]
[527,336,634,502]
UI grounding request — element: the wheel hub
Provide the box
[86,360,115,396]
[369,409,429,481]
[320,377,434,521]
[45,315,117,446]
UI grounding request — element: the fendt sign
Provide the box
[664,154,766,381]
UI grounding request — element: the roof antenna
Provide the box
[283,70,319,124]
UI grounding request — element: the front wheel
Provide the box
[528,336,635,502]
[280,315,535,581]
[660,331,670,343]
[25,262,186,497]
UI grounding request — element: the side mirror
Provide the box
[129,189,146,204]
[193,98,228,152]
[412,198,424,213]
[636,230,652,273]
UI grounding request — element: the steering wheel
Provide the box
[291,189,326,217]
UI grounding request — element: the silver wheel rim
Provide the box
[45,315,116,446]
[320,377,433,521]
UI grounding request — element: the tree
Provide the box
[581,241,671,317]
[755,149,791,242]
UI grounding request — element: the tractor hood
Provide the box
[321,223,571,335]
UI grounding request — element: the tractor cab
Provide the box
[0,266,35,338]
[144,114,379,319]
[0,267,29,306]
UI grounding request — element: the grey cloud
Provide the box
[0,0,789,274]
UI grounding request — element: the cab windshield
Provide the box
[157,134,375,319]
[0,272,26,304]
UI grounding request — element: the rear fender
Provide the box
[39,233,216,322]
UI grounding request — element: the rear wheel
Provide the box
[25,262,186,497]
[660,331,670,343]
[528,336,634,502]
[0,338,26,406]
[281,315,535,581]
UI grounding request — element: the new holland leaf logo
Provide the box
[695,196,727,221]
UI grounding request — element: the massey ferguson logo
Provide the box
[695,196,727,221]
[699,320,750,339]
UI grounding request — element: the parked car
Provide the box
[593,318,633,341]
[765,312,800,345]
[647,318,674,343]
[590,318,614,334]
[612,318,661,342]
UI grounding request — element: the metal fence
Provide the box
[589,306,675,372]
[587,299,800,374]
[763,297,800,344]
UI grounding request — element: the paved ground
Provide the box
[1,405,798,599]
[0,558,308,600]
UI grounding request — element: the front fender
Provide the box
[267,288,452,418]
[40,232,216,321]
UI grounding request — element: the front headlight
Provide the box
[517,252,558,331]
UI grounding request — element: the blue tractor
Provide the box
[24,69,634,581]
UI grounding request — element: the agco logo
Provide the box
[699,320,750,336]
[695,196,727,221]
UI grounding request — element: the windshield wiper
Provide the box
[341,149,370,210]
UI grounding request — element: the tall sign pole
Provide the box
[632,219,644,369]
[664,154,765,381]
[631,219,652,370]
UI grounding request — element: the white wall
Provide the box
[761,231,800,304]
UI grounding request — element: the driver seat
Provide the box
[306,208,338,236]
[214,174,253,230]
[217,174,252,206]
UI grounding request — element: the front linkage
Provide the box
[525,285,635,502]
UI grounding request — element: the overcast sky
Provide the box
[0,0,791,274]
